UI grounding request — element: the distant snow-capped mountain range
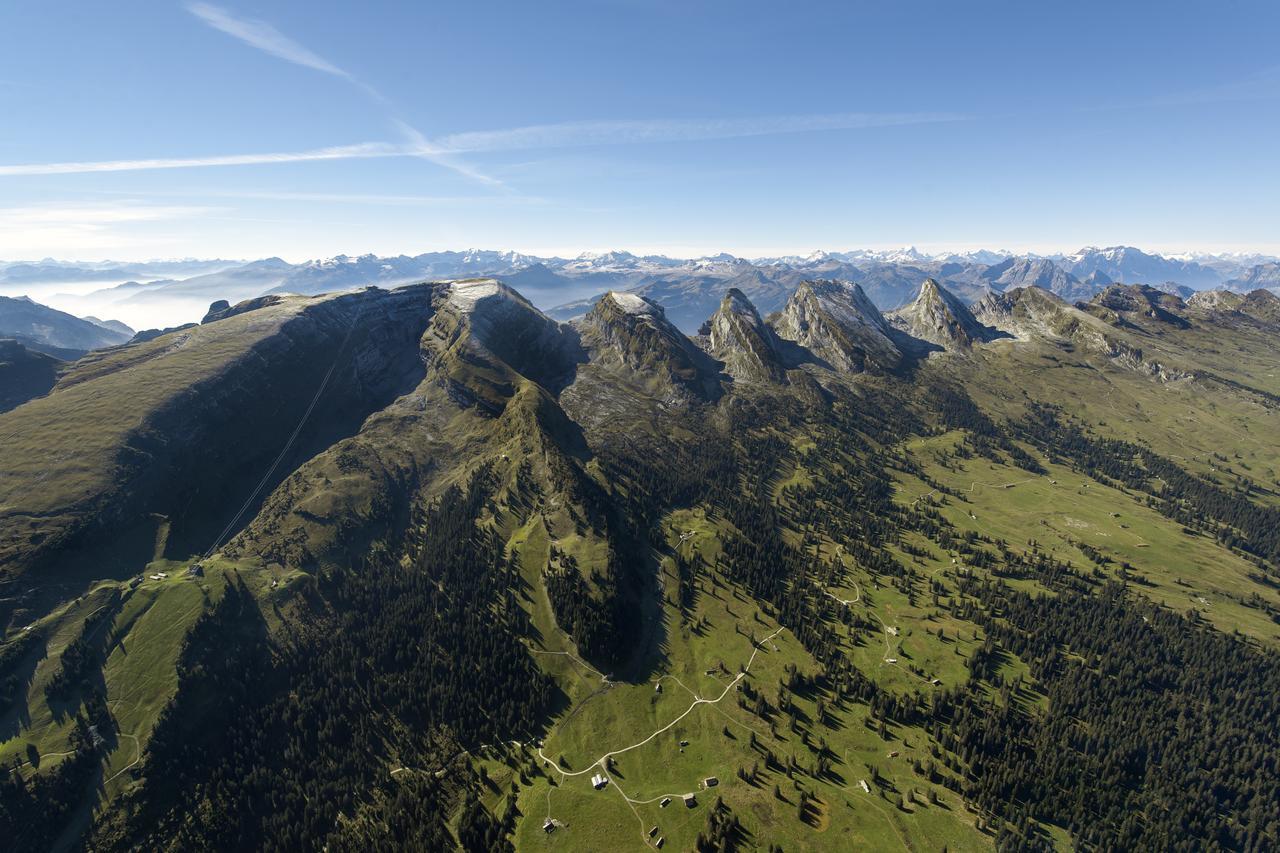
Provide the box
[2,246,1276,334]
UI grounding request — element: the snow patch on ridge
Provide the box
[608,291,657,315]
[448,280,503,309]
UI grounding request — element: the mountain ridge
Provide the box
[4,271,1280,853]
[0,294,133,357]
[771,279,902,372]
[888,278,1004,350]
[700,287,788,383]
[25,245,1280,337]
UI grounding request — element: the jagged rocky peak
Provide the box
[971,285,1102,342]
[1093,282,1187,313]
[772,279,901,372]
[888,278,997,350]
[975,286,1188,381]
[581,290,677,339]
[716,286,760,319]
[1083,283,1189,328]
[576,290,723,399]
[983,257,1096,302]
[703,287,786,382]
[1237,289,1280,323]
[1083,269,1114,288]
[1187,289,1244,312]
[974,284,1066,323]
[425,279,583,396]
[1189,288,1280,324]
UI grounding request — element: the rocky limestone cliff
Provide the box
[572,291,723,401]
[421,280,584,411]
[771,279,901,372]
[888,278,1001,350]
[1083,284,1189,329]
[1187,289,1245,312]
[0,285,439,601]
[702,287,787,383]
[975,286,1189,381]
[1189,288,1280,324]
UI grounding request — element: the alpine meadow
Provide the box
[2,2,1280,852]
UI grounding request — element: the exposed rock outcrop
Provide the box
[1190,288,1280,324]
[772,280,901,372]
[573,291,723,401]
[888,278,1002,350]
[0,339,61,413]
[975,286,1189,381]
[702,288,787,383]
[422,280,584,410]
[1083,284,1189,328]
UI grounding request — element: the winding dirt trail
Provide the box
[965,476,1041,495]
[530,648,612,684]
[103,733,140,784]
[819,573,932,685]
[823,582,861,607]
[537,627,783,778]
[14,750,76,772]
[536,627,784,846]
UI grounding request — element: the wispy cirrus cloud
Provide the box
[186,2,351,80]
[0,110,963,178]
[0,142,406,177]
[182,6,961,188]
[0,201,213,225]
[391,120,507,189]
[185,3,498,182]
[129,187,550,207]
[435,111,966,153]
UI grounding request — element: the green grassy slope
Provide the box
[951,297,1280,503]
[507,511,988,852]
[895,432,1280,644]
[3,280,1280,851]
[0,340,61,413]
[0,563,238,784]
[0,286,436,627]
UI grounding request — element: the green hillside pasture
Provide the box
[896,433,1280,645]
[507,509,989,851]
[0,564,236,806]
[955,344,1280,509]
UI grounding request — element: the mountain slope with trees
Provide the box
[2,277,1278,852]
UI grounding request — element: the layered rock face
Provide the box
[772,279,901,372]
[888,278,1000,350]
[703,287,788,382]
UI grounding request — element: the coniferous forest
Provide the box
[4,272,1280,852]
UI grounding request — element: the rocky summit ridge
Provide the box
[888,278,1003,350]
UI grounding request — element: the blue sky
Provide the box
[2,0,1278,261]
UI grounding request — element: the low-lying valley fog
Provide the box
[5,2,1279,849]
[0,279,206,331]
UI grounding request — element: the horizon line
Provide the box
[4,243,1279,267]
